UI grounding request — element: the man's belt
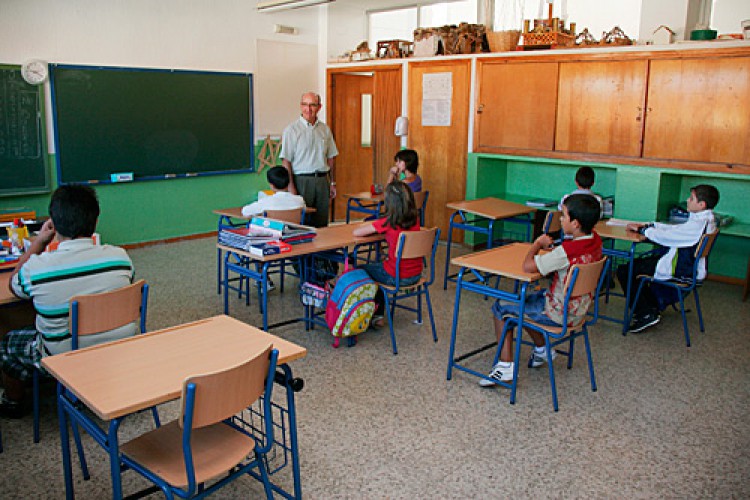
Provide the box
[295,171,329,178]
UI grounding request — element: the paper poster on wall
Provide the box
[422,72,452,126]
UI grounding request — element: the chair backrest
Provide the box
[70,279,148,344]
[695,230,719,260]
[395,227,440,285]
[543,211,562,235]
[263,208,304,224]
[181,344,276,429]
[413,190,429,226]
[560,257,609,327]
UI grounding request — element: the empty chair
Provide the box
[543,210,562,236]
[497,257,609,411]
[263,208,306,292]
[376,227,441,355]
[120,345,279,499]
[629,231,718,347]
[413,190,429,227]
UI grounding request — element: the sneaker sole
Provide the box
[628,316,661,334]
[478,377,512,388]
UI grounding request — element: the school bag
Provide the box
[325,262,378,347]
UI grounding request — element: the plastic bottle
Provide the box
[9,219,21,255]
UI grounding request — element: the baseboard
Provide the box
[122,231,216,250]
[706,273,744,286]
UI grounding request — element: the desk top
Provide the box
[343,191,384,203]
[446,197,535,219]
[595,221,646,243]
[213,205,316,219]
[450,242,543,282]
[41,315,307,421]
[219,222,384,262]
[0,272,21,306]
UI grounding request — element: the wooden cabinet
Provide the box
[556,60,648,157]
[643,56,750,166]
[475,61,558,152]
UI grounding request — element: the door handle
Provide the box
[477,104,484,114]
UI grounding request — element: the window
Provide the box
[368,1,478,51]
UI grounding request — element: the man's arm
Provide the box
[9,219,56,296]
[522,234,553,273]
[282,159,297,195]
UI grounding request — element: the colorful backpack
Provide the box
[325,264,378,347]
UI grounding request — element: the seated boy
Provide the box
[242,165,306,217]
[0,185,137,417]
[617,184,719,334]
[559,166,602,213]
[387,149,422,193]
[481,194,602,387]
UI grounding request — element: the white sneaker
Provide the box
[529,348,557,368]
[478,361,514,387]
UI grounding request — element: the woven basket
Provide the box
[486,30,521,52]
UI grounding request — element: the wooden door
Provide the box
[373,68,402,185]
[644,56,750,166]
[408,60,471,238]
[475,60,558,152]
[556,60,648,157]
[330,73,373,220]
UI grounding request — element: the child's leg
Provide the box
[496,316,545,363]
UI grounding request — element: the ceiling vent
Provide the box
[257,0,335,13]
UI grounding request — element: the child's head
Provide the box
[394,149,419,175]
[575,167,595,190]
[383,181,418,229]
[562,194,601,235]
[48,185,100,239]
[688,184,719,212]
[267,166,290,191]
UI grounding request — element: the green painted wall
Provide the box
[465,153,750,280]
[0,153,268,245]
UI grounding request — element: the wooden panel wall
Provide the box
[373,68,402,185]
[408,60,471,238]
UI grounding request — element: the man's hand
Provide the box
[329,183,337,199]
[36,219,57,248]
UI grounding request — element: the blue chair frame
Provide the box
[380,228,441,355]
[120,348,279,499]
[495,257,610,411]
[628,231,718,347]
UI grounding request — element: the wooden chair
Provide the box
[629,231,718,347]
[543,210,562,236]
[120,345,279,499]
[263,208,305,293]
[378,227,441,355]
[496,257,609,411]
[413,190,429,227]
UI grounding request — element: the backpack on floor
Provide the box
[325,263,378,346]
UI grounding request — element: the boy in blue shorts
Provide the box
[0,185,135,417]
[481,194,603,387]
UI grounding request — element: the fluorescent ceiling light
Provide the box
[257,0,335,13]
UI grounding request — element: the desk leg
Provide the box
[280,364,303,500]
[262,263,270,331]
[443,211,460,290]
[509,282,528,406]
[107,419,124,500]
[622,242,637,335]
[446,268,466,380]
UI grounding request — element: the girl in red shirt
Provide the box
[353,181,422,326]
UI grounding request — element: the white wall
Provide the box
[712,0,750,34]
[327,1,369,60]
[0,0,324,142]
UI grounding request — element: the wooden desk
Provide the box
[0,272,35,337]
[446,243,542,402]
[594,220,647,333]
[42,315,307,499]
[443,197,537,289]
[219,223,384,330]
[343,191,384,223]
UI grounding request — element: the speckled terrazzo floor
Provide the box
[1,236,748,499]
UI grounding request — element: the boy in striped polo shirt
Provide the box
[1,185,135,418]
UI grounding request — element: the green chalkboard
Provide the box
[50,65,254,184]
[0,65,51,197]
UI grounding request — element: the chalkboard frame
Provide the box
[50,64,255,186]
[0,64,52,197]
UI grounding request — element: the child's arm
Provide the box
[523,234,553,273]
[386,165,399,185]
[353,222,377,237]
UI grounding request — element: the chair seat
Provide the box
[519,317,585,336]
[377,276,427,292]
[121,420,256,488]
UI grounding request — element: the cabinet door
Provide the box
[644,57,750,166]
[475,61,558,152]
[556,60,648,157]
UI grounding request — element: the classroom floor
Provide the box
[1,236,749,499]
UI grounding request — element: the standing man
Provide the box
[281,92,339,227]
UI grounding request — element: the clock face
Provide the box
[21,60,48,85]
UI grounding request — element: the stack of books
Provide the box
[525,198,557,208]
[219,217,317,253]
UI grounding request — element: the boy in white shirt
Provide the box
[618,184,719,333]
[559,166,603,211]
[242,166,305,217]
